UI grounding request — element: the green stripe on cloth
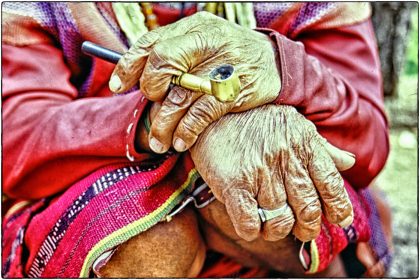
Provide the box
[80,169,200,277]
[143,105,151,134]
[308,239,320,273]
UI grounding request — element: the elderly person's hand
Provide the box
[189,105,355,242]
[109,11,281,154]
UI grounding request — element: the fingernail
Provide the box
[339,214,354,228]
[344,151,356,158]
[149,137,165,153]
[338,150,356,171]
[174,138,187,152]
[109,75,122,92]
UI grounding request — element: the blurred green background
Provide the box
[376,7,418,278]
[404,8,418,76]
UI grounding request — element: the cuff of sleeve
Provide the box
[255,28,305,105]
[124,91,150,162]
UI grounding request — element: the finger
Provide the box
[148,86,203,154]
[223,188,261,242]
[322,139,356,171]
[149,102,162,121]
[172,94,234,152]
[308,137,354,227]
[110,12,222,94]
[109,30,161,93]
[257,169,294,242]
[284,154,322,242]
[139,32,218,102]
[109,19,195,94]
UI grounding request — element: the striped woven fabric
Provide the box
[2,153,200,277]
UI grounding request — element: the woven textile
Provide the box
[304,180,371,273]
[2,174,390,277]
[2,153,200,277]
[359,189,393,270]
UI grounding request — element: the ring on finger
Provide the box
[258,204,289,223]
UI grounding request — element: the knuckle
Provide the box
[135,30,160,48]
[225,199,260,241]
[116,58,129,75]
[121,49,148,73]
[180,101,217,134]
[117,57,139,80]
[294,224,321,242]
[263,214,294,241]
[194,11,213,20]
[148,46,168,70]
[298,200,321,224]
[176,117,199,141]
[166,87,190,106]
[237,223,260,241]
[150,118,169,139]
[326,200,353,224]
[322,173,344,198]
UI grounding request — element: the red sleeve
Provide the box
[261,19,389,189]
[2,43,149,199]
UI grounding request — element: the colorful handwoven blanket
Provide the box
[2,166,392,277]
[301,181,392,273]
[2,152,200,277]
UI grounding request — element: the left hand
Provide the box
[190,104,355,242]
[109,11,281,154]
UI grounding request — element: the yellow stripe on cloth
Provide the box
[308,239,320,273]
[80,169,199,277]
[4,200,32,219]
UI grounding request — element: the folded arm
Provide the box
[2,44,149,199]
[265,19,389,188]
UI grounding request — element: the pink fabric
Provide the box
[3,153,200,278]
[312,180,370,272]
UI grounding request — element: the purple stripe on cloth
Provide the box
[343,225,359,244]
[27,155,170,278]
[96,3,129,47]
[2,227,25,275]
[254,3,293,28]
[2,199,50,278]
[360,189,393,270]
[290,2,335,34]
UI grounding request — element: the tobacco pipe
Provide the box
[81,41,240,102]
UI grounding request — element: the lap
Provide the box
[5,163,386,277]
[198,200,347,277]
[101,199,346,277]
[97,207,206,278]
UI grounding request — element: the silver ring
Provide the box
[258,205,288,223]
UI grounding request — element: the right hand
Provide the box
[109,12,281,154]
[190,105,355,242]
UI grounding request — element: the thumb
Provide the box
[109,30,161,93]
[139,32,218,102]
[110,13,217,95]
[323,140,356,171]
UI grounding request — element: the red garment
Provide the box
[3,44,149,199]
[264,20,389,188]
[2,7,388,200]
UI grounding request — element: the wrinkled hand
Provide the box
[109,11,281,154]
[190,105,355,242]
